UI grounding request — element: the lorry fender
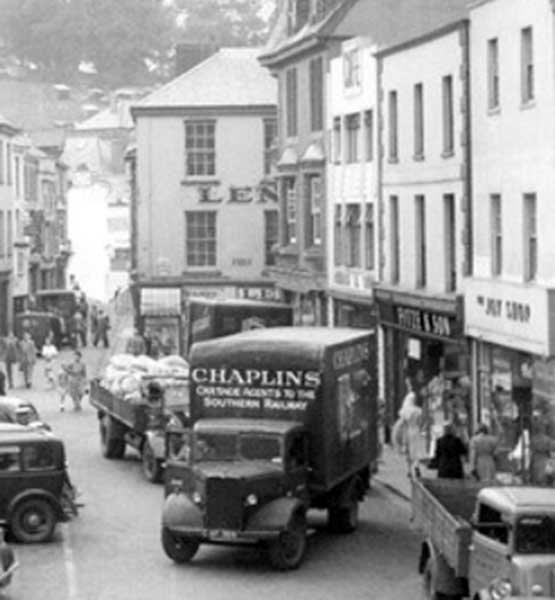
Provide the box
[8,489,64,521]
[143,431,165,460]
[245,497,305,533]
[162,492,203,530]
[420,540,463,597]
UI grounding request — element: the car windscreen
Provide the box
[239,434,282,463]
[16,405,40,426]
[515,515,555,554]
[194,433,237,461]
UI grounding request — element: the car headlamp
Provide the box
[192,491,203,505]
[489,578,512,600]
[244,493,258,507]
[531,584,544,596]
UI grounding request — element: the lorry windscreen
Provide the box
[194,432,282,463]
[515,515,555,554]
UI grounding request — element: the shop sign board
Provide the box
[464,278,555,356]
[377,297,461,341]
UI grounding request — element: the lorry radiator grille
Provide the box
[205,478,242,530]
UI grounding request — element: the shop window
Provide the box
[521,27,534,104]
[523,193,537,281]
[334,204,343,266]
[364,203,374,270]
[415,195,426,288]
[413,83,424,160]
[345,204,361,268]
[444,194,456,292]
[490,194,502,276]
[390,195,399,283]
[488,38,500,110]
[345,113,360,164]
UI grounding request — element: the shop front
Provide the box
[376,288,469,446]
[465,278,555,479]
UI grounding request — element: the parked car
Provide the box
[0,397,50,431]
[0,423,79,543]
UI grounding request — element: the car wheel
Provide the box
[142,442,163,483]
[161,527,199,563]
[268,513,307,570]
[10,498,56,543]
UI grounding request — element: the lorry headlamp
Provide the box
[192,491,203,505]
[531,584,544,596]
[245,494,258,507]
[489,578,512,600]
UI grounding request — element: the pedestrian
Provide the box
[72,309,86,348]
[529,421,554,485]
[41,334,58,390]
[2,331,18,389]
[0,369,6,396]
[125,328,146,356]
[396,388,425,479]
[431,422,467,479]
[0,527,16,589]
[89,304,98,341]
[469,424,498,482]
[18,332,37,389]
[62,350,87,411]
[93,309,110,348]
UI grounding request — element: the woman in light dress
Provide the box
[396,388,425,478]
[469,424,498,481]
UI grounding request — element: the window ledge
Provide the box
[520,100,536,111]
[487,106,501,116]
[387,157,399,164]
[181,178,220,186]
[441,150,455,159]
[413,154,425,162]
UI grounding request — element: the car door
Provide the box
[0,445,22,518]
[468,502,511,595]
[285,433,309,500]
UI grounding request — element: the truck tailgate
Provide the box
[412,478,481,577]
[89,379,148,431]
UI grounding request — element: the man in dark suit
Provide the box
[432,422,468,479]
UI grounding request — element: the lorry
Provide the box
[183,297,293,356]
[160,326,378,570]
[412,477,555,599]
[89,374,189,483]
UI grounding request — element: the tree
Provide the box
[0,0,177,85]
[174,0,275,47]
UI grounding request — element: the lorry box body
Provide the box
[189,326,378,494]
[186,298,293,356]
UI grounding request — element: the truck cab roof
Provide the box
[194,418,304,436]
[478,486,555,515]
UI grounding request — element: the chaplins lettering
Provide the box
[192,367,321,388]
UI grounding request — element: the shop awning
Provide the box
[140,287,181,316]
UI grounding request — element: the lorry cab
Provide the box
[469,486,555,599]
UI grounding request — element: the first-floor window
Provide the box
[365,203,375,270]
[285,178,297,244]
[307,175,322,246]
[185,211,216,267]
[185,120,215,176]
[0,211,5,258]
[264,210,278,266]
[334,205,343,266]
[7,210,12,257]
[346,204,361,268]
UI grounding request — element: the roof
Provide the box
[74,104,134,131]
[261,0,470,65]
[0,422,59,443]
[195,419,303,436]
[479,487,555,513]
[0,397,36,411]
[188,297,290,310]
[133,48,276,112]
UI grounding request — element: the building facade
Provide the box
[130,48,280,353]
[327,36,377,330]
[464,0,555,470]
[375,21,472,436]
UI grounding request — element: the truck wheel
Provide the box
[328,494,359,534]
[268,513,307,570]
[142,442,163,483]
[100,417,125,459]
[10,498,56,543]
[161,527,199,563]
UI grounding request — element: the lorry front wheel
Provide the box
[161,527,199,564]
[100,417,125,459]
[268,513,307,570]
[328,494,359,534]
[142,442,163,483]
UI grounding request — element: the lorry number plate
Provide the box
[208,530,237,541]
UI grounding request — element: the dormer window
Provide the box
[343,49,360,89]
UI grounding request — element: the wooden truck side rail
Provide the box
[412,478,483,577]
[89,378,149,432]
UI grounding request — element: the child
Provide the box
[41,335,58,390]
